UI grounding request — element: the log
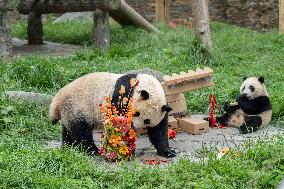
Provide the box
[192,0,213,54]
[28,12,43,45]
[109,1,159,33]
[0,11,12,61]
[3,91,54,106]
[18,0,121,14]
[280,0,284,33]
[93,10,110,49]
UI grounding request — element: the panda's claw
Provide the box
[157,148,176,158]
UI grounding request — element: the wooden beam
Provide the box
[18,0,121,14]
[156,0,170,23]
[109,1,159,33]
[280,0,284,33]
[0,11,12,62]
[93,10,110,49]
[28,12,43,45]
[192,0,213,54]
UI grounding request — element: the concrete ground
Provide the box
[12,38,82,57]
[47,125,284,165]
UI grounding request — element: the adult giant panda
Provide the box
[49,72,176,158]
[216,76,272,134]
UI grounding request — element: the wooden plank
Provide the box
[18,0,121,14]
[93,10,110,49]
[164,0,170,23]
[163,77,213,95]
[156,0,165,22]
[156,0,170,23]
[280,0,284,33]
[162,67,213,86]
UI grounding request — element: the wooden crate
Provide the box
[168,115,178,129]
[178,117,209,134]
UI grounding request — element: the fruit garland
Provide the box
[98,78,139,161]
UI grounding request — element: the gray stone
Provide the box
[53,12,93,23]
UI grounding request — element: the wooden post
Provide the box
[0,11,12,61]
[156,0,170,23]
[192,0,213,54]
[28,12,43,45]
[93,10,110,49]
[279,0,284,33]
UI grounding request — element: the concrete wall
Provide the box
[125,0,279,29]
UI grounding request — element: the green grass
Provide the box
[0,20,283,188]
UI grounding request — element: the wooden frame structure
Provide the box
[0,0,158,61]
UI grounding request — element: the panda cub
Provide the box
[49,72,176,158]
[217,76,272,134]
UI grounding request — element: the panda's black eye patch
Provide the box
[242,86,245,92]
[134,112,140,117]
[140,90,149,100]
[249,86,255,92]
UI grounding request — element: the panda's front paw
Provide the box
[223,101,231,112]
[157,148,176,158]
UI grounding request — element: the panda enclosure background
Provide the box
[0,10,284,189]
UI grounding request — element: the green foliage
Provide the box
[0,20,283,188]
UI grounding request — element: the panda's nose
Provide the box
[242,93,247,97]
[144,119,150,125]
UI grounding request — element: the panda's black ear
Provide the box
[140,90,149,100]
[258,76,265,84]
[162,105,172,112]
[243,76,248,81]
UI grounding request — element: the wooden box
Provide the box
[178,117,209,134]
[168,99,187,115]
[166,93,185,103]
[168,116,178,129]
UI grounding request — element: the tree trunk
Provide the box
[18,0,121,14]
[0,11,12,62]
[28,12,43,45]
[93,10,110,49]
[192,0,213,54]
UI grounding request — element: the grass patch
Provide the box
[0,20,283,188]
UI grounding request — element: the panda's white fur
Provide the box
[132,74,167,128]
[50,73,166,130]
[49,72,176,157]
[240,77,269,100]
[226,77,272,132]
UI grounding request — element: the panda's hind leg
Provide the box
[61,121,99,156]
[239,116,262,134]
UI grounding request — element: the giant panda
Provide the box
[216,76,272,134]
[49,72,176,158]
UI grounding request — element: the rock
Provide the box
[53,12,93,23]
